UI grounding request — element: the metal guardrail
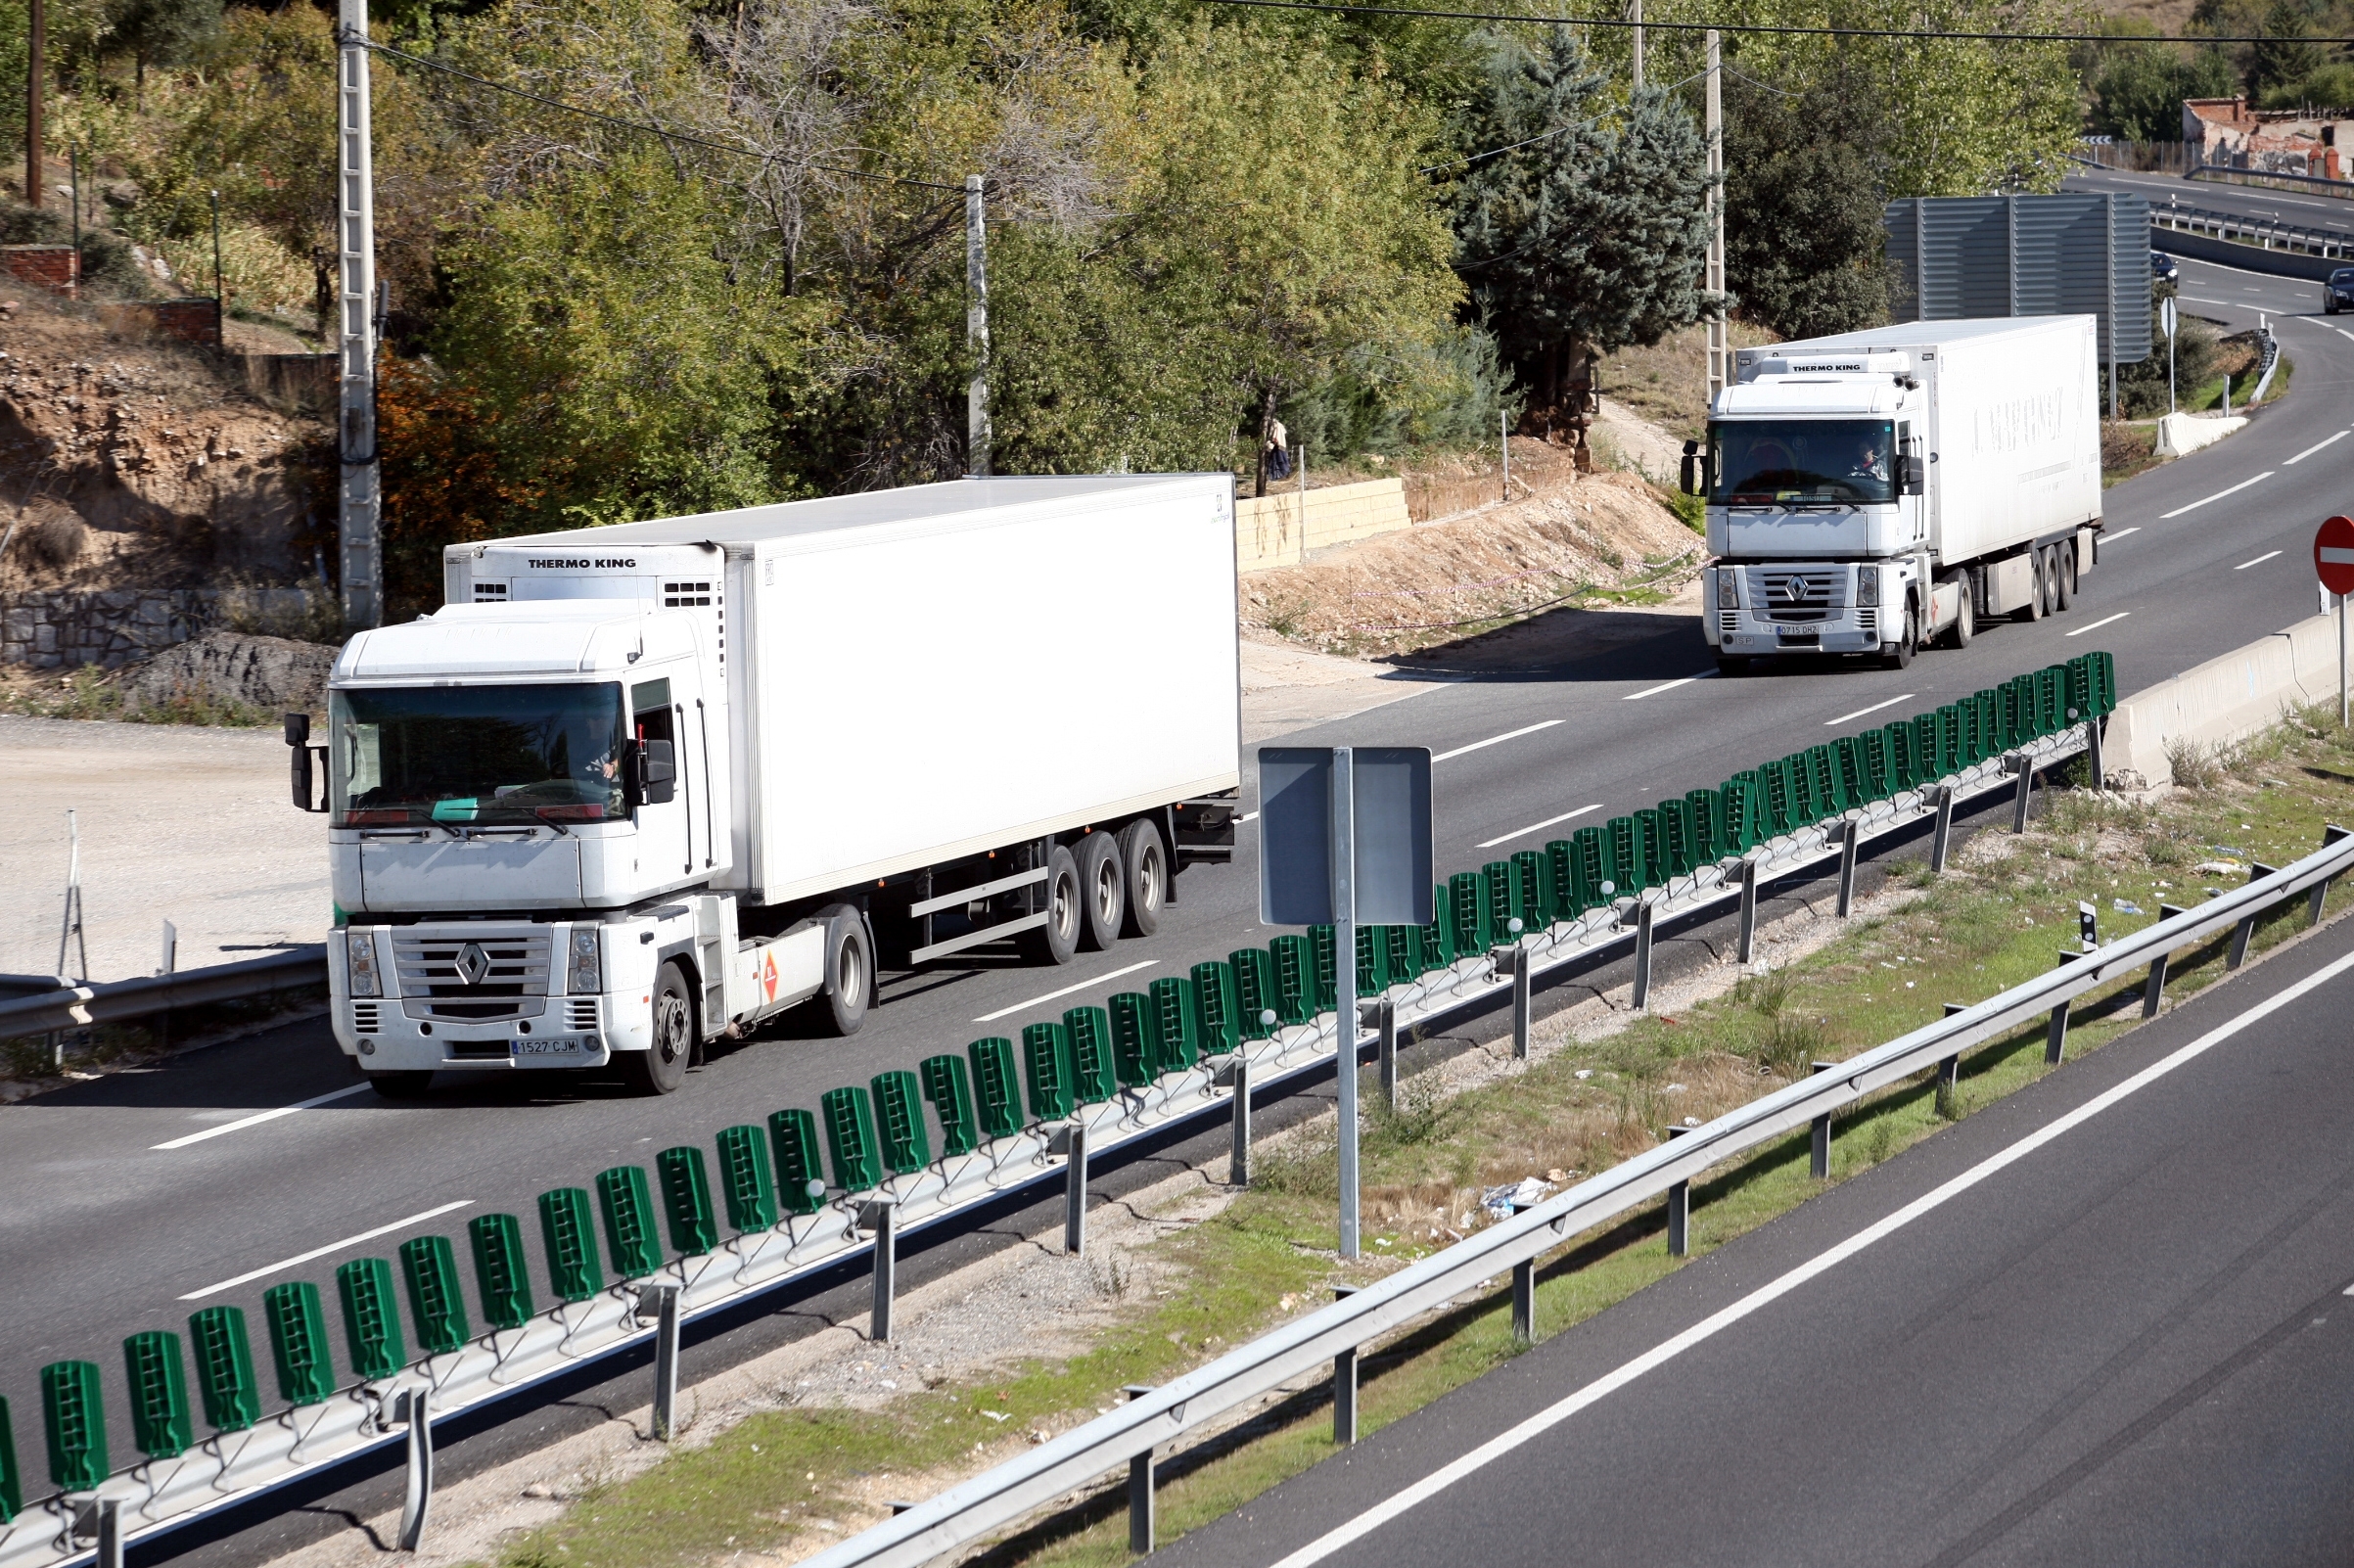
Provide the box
[0,949,327,1039]
[0,706,2099,1568]
[2153,201,2354,261]
[807,818,2354,1568]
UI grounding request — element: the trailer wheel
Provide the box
[818,906,871,1036]
[1946,578,1975,649]
[2017,552,2045,622]
[622,960,694,1094]
[2055,543,2076,610]
[363,1070,433,1100]
[1019,845,1083,965]
[1116,819,1166,938]
[1076,832,1125,951]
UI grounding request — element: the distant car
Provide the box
[2151,250,2180,283]
[2330,267,2354,315]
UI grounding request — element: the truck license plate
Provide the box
[510,1038,590,1061]
[1777,626,1820,644]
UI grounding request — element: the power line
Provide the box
[1196,0,2354,47]
[347,32,972,193]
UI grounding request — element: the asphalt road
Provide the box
[2075,161,2354,250]
[9,234,2354,1560]
[1157,869,2354,1568]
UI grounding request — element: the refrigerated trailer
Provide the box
[287,475,1242,1096]
[1682,315,2104,670]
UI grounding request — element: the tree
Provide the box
[103,0,216,109]
[1454,28,1714,410]
[1723,69,1888,340]
[2089,43,2238,140]
[2250,0,2328,98]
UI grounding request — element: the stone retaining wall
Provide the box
[1234,478,1413,572]
[1,587,323,669]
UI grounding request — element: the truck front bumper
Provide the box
[332,995,622,1073]
[1709,607,1885,656]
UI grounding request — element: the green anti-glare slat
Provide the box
[715,1124,779,1233]
[336,1257,407,1381]
[1022,1022,1076,1122]
[967,1038,1026,1138]
[1605,817,1640,895]
[39,1360,109,1492]
[1510,849,1550,927]
[1269,935,1315,1028]
[1684,789,1722,864]
[1229,948,1278,1038]
[820,1086,884,1193]
[2066,654,2093,720]
[537,1187,606,1301]
[1809,745,1846,815]
[123,1329,192,1460]
[1973,688,2000,759]
[1932,706,1960,774]
[467,1213,535,1331]
[187,1305,261,1435]
[1448,870,1488,953]
[1640,810,1674,888]
[0,1393,22,1523]
[1661,801,1699,879]
[871,1069,933,1175]
[768,1109,829,1215]
[1571,824,1609,901]
[262,1280,337,1406]
[2096,650,2118,714]
[1478,860,1516,941]
[1354,924,1382,993]
[398,1233,472,1356]
[1717,776,1752,853]
[1065,1006,1119,1099]
[657,1145,719,1256]
[1882,722,1914,792]
[1777,753,1811,824]
[1308,925,1339,1013]
[1107,994,1160,1087]
[596,1165,665,1279]
[1426,881,1460,962]
[1191,961,1241,1055]
[919,1054,981,1157]
[1543,841,1579,918]
[1150,977,1199,1073]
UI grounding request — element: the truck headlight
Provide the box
[347,931,381,997]
[1857,568,1880,608]
[569,927,602,994]
[1714,568,1739,609]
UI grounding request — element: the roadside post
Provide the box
[1260,745,1433,1261]
[2161,296,2177,415]
[2314,515,2354,726]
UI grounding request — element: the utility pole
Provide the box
[336,0,381,630]
[966,174,991,478]
[1704,29,1726,408]
[1631,0,1643,90]
[23,0,42,208]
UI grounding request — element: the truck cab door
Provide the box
[630,679,694,885]
[1900,428,1929,548]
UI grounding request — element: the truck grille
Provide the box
[1745,567,1846,623]
[394,930,551,1023]
[350,1001,380,1035]
[1718,610,1739,638]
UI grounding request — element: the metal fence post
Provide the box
[1808,1059,1837,1178]
[1510,947,1532,1057]
[1939,1002,1963,1093]
[1835,820,1860,917]
[638,1283,681,1441]
[1737,856,1760,963]
[2144,904,2185,1016]
[2010,754,2036,834]
[1124,1385,1156,1552]
[1331,1285,1360,1443]
[95,1497,121,1568]
[2229,864,2277,969]
[1931,784,1955,873]
[397,1386,433,1551]
[2310,828,2347,925]
[1665,1124,1693,1256]
[2047,951,2080,1064]
[2086,715,2104,789]
[865,1200,897,1343]
[1229,1052,1252,1186]
[1510,1250,1536,1342]
[1377,996,1398,1110]
[1632,899,1655,1010]
[1065,1118,1088,1258]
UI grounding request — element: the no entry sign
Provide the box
[2318,515,2354,596]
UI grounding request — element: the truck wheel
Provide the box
[363,1070,433,1100]
[1883,608,1916,669]
[1116,819,1166,938]
[819,906,871,1036]
[2044,546,2064,615]
[622,960,694,1094]
[2055,543,2077,610]
[1019,845,1082,965]
[2017,553,2044,622]
[1076,832,1124,951]
[1947,579,1975,649]
[1715,655,1747,677]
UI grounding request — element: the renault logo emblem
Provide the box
[1781,576,1806,603]
[455,943,491,987]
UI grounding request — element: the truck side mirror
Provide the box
[284,712,327,812]
[1680,440,1702,497]
[633,739,677,806]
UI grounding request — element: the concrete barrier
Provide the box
[2107,611,2343,786]
[2154,411,2247,457]
[1236,478,1411,572]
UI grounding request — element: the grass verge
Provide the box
[485,706,2354,1568]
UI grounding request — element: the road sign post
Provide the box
[2315,516,2354,726]
[2161,295,2177,415]
[1260,746,1433,1261]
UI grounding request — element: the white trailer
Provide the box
[1681,315,2103,670]
[286,475,1242,1095]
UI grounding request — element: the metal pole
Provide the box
[2143,904,2184,1016]
[1511,1254,1536,1341]
[1938,1002,1963,1096]
[157,917,175,1051]
[397,1387,432,1550]
[1376,996,1397,1111]
[1511,947,1531,1057]
[1931,784,1955,872]
[23,0,41,208]
[2105,192,2120,422]
[94,1498,120,1568]
[1332,747,1359,1262]
[2010,756,2035,834]
[1500,407,1508,501]
[336,0,381,631]
[2047,951,2079,1064]
[1631,899,1654,1009]
[2339,591,2347,728]
[1064,1118,1087,1257]
[1631,0,1643,88]
[1736,856,1758,964]
[1331,1284,1360,1443]
[1229,1051,1251,1185]
[2086,715,2104,790]
[1704,31,1725,407]
[1667,1178,1689,1256]
[1834,821,1859,917]
[67,144,76,291]
[209,188,224,349]
[642,1283,680,1441]
[1129,1451,1155,1551]
[868,1200,896,1342]
[1809,1060,1835,1178]
[965,174,991,477]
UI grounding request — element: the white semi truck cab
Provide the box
[287,477,1243,1097]
[1684,317,2103,672]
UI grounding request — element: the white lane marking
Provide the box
[2237,550,2284,571]
[1823,694,1913,727]
[1237,811,1259,823]
[2287,431,2349,465]
[2104,528,2141,542]
[1432,720,1563,762]
[2161,472,2275,520]
[2179,297,2237,307]
[1268,944,2354,1568]
[1476,805,1603,851]
[152,1084,373,1150]
[1625,671,1717,701]
[178,1200,477,1300]
[2341,331,2354,345]
[2066,612,2132,637]
[973,959,1158,1023]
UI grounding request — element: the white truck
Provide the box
[1682,315,2103,671]
[285,475,1243,1097]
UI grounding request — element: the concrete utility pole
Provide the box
[1631,0,1643,90]
[966,174,992,478]
[1704,29,1726,408]
[336,0,381,630]
[23,0,42,208]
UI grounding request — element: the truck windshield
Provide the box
[1710,419,1894,505]
[332,682,626,827]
